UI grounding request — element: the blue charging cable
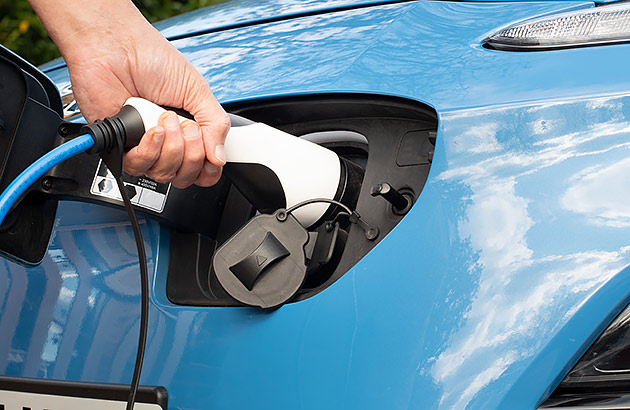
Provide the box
[1,107,150,410]
[0,126,148,410]
[0,133,94,225]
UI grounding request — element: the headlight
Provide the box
[540,303,630,408]
[484,3,630,51]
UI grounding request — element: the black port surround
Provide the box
[166,93,438,306]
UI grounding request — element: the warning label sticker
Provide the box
[90,160,170,213]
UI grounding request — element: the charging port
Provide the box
[166,93,438,307]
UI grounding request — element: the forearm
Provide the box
[27,0,152,64]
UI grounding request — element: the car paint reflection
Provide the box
[8,1,630,409]
[429,94,630,408]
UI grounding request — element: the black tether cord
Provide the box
[113,174,149,410]
[285,197,353,216]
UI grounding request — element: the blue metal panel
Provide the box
[38,0,609,73]
[154,0,417,39]
[154,0,605,41]
[7,1,630,409]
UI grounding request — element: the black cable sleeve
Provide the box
[113,174,149,410]
[285,197,353,216]
[81,105,145,154]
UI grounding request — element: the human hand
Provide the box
[29,0,229,188]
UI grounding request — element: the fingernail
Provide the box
[153,126,164,142]
[204,162,219,174]
[164,113,179,129]
[215,145,226,165]
[183,124,199,140]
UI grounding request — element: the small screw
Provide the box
[365,227,379,241]
[276,210,287,222]
[41,178,52,190]
[58,124,69,137]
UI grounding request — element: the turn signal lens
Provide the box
[485,3,630,50]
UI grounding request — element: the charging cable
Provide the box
[0,134,94,224]
[0,107,150,410]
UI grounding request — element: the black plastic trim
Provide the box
[223,162,287,214]
[0,375,167,408]
[0,46,62,116]
[540,392,630,409]
[0,49,64,265]
[484,38,630,52]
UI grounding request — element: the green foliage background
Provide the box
[0,0,225,66]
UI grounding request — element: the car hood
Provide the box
[40,0,607,72]
[39,0,401,72]
[154,0,414,40]
[153,0,608,40]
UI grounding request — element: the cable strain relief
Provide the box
[81,105,145,155]
[81,117,125,155]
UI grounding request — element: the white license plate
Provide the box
[0,377,167,410]
[0,389,163,409]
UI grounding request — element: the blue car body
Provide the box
[3,0,630,408]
